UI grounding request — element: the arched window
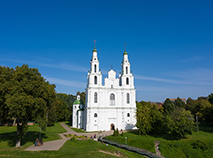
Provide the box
[127,93,130,104]
[94,92,98,103]
[94,64,97,72]
[94,76,97,84]
[126,77,129,85]
[110,93,115,105]
[94,113,97,117]
[127,113,130,117]
[126,66,128,74]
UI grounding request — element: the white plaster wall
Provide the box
[82,50,137,131]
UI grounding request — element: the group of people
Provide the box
[90,134,96,139]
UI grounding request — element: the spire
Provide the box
[123,43,127,55]
[93,40,97,52]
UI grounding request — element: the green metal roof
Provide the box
[73,100,84,105]
[77,108,85,111]
[93,48,97,52]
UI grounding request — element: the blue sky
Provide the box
[0,0,213,102]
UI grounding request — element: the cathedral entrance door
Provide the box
[111,124,115,130]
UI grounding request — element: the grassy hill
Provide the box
[105,125,213,158]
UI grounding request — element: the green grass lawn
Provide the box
[106,131,156,153]
[2,122,212,158]
[105,125,213,158]
[0,139,145,158]
[0,122,145,158]
[0,122,67,149]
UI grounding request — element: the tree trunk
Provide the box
[16,139,21,147]
[13,117,16,126]
[16,119,21,147]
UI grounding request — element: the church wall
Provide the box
[74,48,137,132]
[84,105,137,131]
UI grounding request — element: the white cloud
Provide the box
[0,58,88,73]
[135,72,213,86]
[45,76,86,88]
[170,68,213,82]
[180,56,205,62]
[136,85,173,92]
[38,63,88,72]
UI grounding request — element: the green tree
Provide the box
[208,93,213,105]
[174,97,185,108]
[186,97,198,116]
[136,101,152,135]
[149,103,165,135]
[165,108,194,140]
[0,66,13,125]
[197,99,212,123]
[55,98,69,121]
[56,93,76,124]
[4,65,57,147]
[47,103,56,126]
[162,98,174,115]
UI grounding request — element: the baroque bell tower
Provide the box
[120,44,134,88]
[87,40,102,87]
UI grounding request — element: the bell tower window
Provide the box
[126,66,128,74]
[127,113,130,117]
[94,92,98,103]
[127,93,130,103]
[94,64,97,72]
[126,77,129,85]
[110,93,115,105]
[94,76,97,84]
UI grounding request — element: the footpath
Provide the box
[25,123,113,151]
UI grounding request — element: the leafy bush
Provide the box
[121,132,124,136]
[192,140,209,151]
[116,128,119,136]
[70,137,76,141]
[113,129,119,136]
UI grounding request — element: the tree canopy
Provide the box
[162,98,174,115]
[208,93,213,105]
[136,97,195,139]
[136,101,152,135]
[0,65,57,147]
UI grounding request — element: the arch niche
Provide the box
[110,124,115,130]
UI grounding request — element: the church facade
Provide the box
[73,46,137,131]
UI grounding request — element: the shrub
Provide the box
[192,140,209,151]
[116,128,119,136]
[121,132,124,136]
[113,129,116,136]
[70,137,76,141]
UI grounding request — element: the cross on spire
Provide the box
[123,43,128,55]
[94,40,96,49]
[111,65,113,70]
[93,40,97,52]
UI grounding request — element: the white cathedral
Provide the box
[72,45,137,131]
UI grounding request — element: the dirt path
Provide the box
[155,140,164,158]
[99,150,126,157]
